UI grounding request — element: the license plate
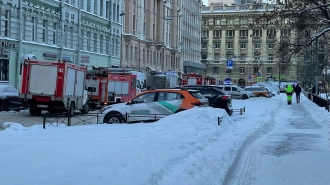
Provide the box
[37,105,48,108]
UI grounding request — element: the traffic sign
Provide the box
[224,78,232,85]
[226,60,234,69]
[258,73,261,77]
[257,77,262,83]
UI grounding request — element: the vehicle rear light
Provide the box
[221,95,229,100]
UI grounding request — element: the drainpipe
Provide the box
[59,0,64,62]
[109,0,113,66]
[16,0,23,88]
[77,0,81,64]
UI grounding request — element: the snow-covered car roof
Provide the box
[0,85,19,93]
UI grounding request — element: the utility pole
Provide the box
[16,0,23,88]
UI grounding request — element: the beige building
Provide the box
[201,3,299,86]
[208,0,234,6]
[121,0,181,73]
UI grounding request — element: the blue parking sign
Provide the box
[226,60,234,69]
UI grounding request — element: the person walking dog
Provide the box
[286,84,294,105]
[294,83,302,103]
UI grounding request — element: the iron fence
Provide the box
[43,112,100,129]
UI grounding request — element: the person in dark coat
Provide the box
[294,83,302,103]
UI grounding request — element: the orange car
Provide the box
[99,88,209,123]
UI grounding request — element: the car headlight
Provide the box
[99,106,112,114]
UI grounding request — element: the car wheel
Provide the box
[69,102,75,116]
[242,94,248,99]
[104,112,124,124]
[81,103,90,114]
[0,99,9,111]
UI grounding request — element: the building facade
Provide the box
[201,3,298,86]
[121,0,181,73]
[0,0,122,88]
[180,0,205,74]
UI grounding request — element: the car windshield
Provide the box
[237,87,245,91]
[189,91,204,99]
[209,87,226,95]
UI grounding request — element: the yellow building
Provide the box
[201,3,299,86]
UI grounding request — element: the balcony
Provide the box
[253,36,261,41]
[226,36,234,41]
[267,36,275,41]
[213,36,221,41]
[239,36,247,41]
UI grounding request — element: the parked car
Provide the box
[99,88,208,124]
[244,86,270,97]
[217,85,255,99]
[0,85,23,111]
[179,85,233,116]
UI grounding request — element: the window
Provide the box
[214,54,220,60]
[42,20,47,43]
[158,92,183,101]
[254,54,260,60]
[202,31,208,37]
[202,42,207,48]
[239,67,245,74]
[130,46,133,60]
[255,42,260,49]
[281,29,291,36]
[70,27,73,48]
[239,30,248,37]
[113,3,116,21]
[132,92,156,103]
[268,54,274,61]
[203,20,207,25]
[240,54,246,60]
[267,28,276,37]
[227,19,234,25]
[63,25,67,47]
[280,66,287,74]
[31,17,37,42]
[4,11,10,37]
[94,0,97,14]
[117,4,119,22]
[100,35,104,53]
[226,30,234,37]
[87,0,91,12]
[52,23,57,45]
[253,29,262,37]
[215,20,221,25]
[267,67,273,74]
[106,1,109,19]
[240,19,247,25]
[227,43,233,49]
[253,67,259,74]
[112,38,115,55]
[100,0,103,16]
[240,42,246,49]
[80,29,84,50]
[87,32,91,50]
[213,67,219,74]
[214,43,220,49]
[93,33,97,52]
[134,47,138,60]
[0,59,9,81]
[132,15,136,34]
[214,30,221,37]
[268,42,274,49]
[105,36,109,54]
[201,53,207,59]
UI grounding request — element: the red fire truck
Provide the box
[85,67,137,108]
[20,59,90,116]
[181,73,205,85]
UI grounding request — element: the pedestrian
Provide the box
[286,84,294,105]
[294,83,302,103]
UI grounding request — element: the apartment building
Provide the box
[121,0,181,73]
[0,0,122,88]
[180,0,205,74]
[201,3,298,86]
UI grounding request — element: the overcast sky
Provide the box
[202,0,208,5]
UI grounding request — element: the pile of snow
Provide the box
[1,122,29,132]
[2,95,325,185]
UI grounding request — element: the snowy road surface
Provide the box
[224,95,330,185]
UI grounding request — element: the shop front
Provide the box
[0,40,18,87]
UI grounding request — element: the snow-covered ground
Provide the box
[0,94,329,185]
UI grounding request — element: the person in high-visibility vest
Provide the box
[286,84,294,105]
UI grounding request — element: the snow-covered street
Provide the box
[1,94,330,185]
